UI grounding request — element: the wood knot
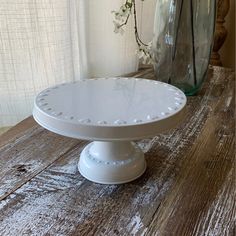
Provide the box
[113,229,119,235]
[12,164,29,173]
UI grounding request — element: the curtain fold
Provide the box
[0,0,156,127]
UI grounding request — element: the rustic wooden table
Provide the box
[0,66,235,236]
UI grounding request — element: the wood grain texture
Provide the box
[0,127,11,136]
[0,119,81,201]
[0,66,234,236]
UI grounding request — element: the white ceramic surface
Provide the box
[79,141,146,184]
[33,78,186,141]
[33,77,187,184]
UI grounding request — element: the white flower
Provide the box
[118,5,131,18]
[113,21,125,35]
[112,1,153,65]
[112,4,131,25]
[136,49,145,59]
[136,41,154,64]
[114,13,122,21]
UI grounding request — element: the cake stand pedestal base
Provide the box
[78,141,146,184]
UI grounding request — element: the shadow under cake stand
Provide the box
[33,78,186,184]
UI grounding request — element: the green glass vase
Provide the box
[152,0,216,95]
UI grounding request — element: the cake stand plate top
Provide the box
[33,78,187,141]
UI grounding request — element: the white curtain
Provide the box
[0,0,156,128]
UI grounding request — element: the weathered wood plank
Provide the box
[0,117,36,148]
[146,70,235,236]
[0,67,234,236]
[0,127,11,136]
[0,124,81,201]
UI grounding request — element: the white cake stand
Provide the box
[33,78,186,184]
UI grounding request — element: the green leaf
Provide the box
[125,2,133,8]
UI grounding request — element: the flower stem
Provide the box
[133,0,148,47]
[118,13,130,28]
